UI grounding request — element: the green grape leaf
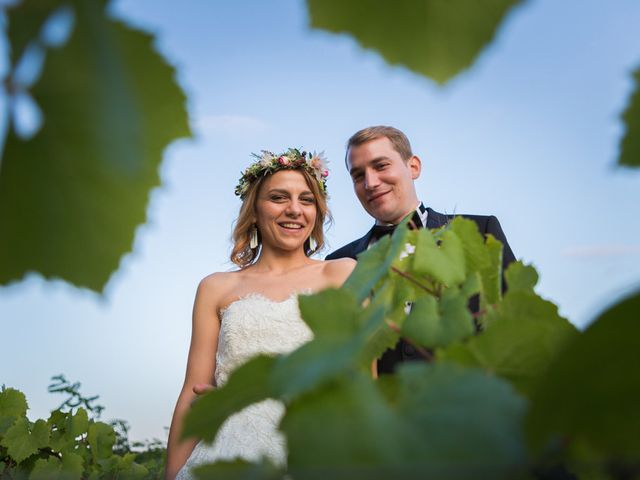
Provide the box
[0,387,28,418]
[183,355,278,442]
[60,451,84,480]
[193,458,283,480]
[393,363,527,477]
[449,217,503,305]
[0,387,28,435]
[344,220,411,303]
[504,261,538,293]
[401,287,475,349]
[307,0,525,85]
[87,421,115,461]
[412,227,466,286]
[0,418,49,464]
[619,67,640,167]
[115,452,148,479]
[0,0,191,292]
[527,290,640,458]
[441,290,578,397]
[30,457,63,480]
[283,366,527,478]
[65,408,88,439]
[298,288,359,337]
[282,374,414,476]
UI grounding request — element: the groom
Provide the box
[326,126,516,374]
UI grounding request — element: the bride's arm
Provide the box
[165,274,223,479]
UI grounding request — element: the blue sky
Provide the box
[1,0,639,442]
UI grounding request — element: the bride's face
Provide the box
[254,170,317,253]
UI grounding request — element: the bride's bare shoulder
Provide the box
[322,257,357,286]
[196,271,243,300]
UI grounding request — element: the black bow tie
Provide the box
[370,210,424,242]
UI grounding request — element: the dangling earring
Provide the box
[249,225,259,249]
[309,236,317,252]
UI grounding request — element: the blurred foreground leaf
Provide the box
[527,289,640,459]
[307,0,526,85]
[619,67,640,167]
[0,0,191,292]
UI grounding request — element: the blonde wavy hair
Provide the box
[230,169,330,268]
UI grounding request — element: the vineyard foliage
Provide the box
[182,217,640,479]
[1,376,165,479]
[0,0,191,292]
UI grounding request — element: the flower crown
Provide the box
[234,148,329,200]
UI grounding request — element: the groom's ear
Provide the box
[408,155,422,180]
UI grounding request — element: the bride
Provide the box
[165,149,356,479]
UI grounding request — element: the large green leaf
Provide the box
[527,290,640,459]
[193,459,283,480]
[412,227,466,286]
[440,263,578,396]
[282,365,527,479]
[183,355,278,442]
[344,218,411,303]
[393,363,527,477]
[441,290,577,397]
[307,0,525,85]
[0,418,49,464]
[87,421,115,461]
[0,0,191,291]
[0,387,28,435]
[619,67,640,167]
[401,286,475,348]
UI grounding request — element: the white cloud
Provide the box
[562,244,640,257]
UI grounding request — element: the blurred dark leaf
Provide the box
[0,0,191,292]
[307,0,526,85]
[619,67,640,167]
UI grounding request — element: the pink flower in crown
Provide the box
[322,169,329,178]
[278,155,290,166]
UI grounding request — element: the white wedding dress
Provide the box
[176,293,313,479]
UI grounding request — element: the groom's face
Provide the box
[347,137,421,224]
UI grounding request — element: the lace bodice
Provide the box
[215,292,313,387]
[176,293,312,479]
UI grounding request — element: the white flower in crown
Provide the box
[309,151,329,178]
[259,151,275,167]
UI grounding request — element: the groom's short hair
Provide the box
[346,126,414,166]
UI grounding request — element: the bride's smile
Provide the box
[255,170,317,251]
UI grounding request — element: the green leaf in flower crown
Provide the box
[344,220,411,303]
[412,227,466,287]
[193,458,283,480]
[183,355,277,442]
[0,418,50,464]
[527,290,640,458]
[0,0,191,292]
[0,387,28,434]
[87,421,115,462]
[306,0,525,85]
[401,286,475,349]
[619,68,640,167]
[440,287,578,397]
[449,217,502,306]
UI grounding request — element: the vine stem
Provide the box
[386,320,434,362]
[390,266,438,296]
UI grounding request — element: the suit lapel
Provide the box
[426,207,449,229]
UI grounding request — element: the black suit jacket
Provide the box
[326,207,516,373]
